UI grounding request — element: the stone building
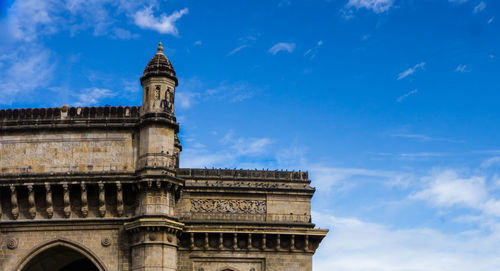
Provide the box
[0,43,327,271]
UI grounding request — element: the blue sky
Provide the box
[1,0,500,270]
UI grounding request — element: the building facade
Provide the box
[0,43,327,271]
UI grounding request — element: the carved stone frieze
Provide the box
[190,199,266,214]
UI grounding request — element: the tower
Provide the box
[125,42,184,271]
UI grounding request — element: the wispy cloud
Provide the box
[206,81,257,103]
[345,0,395,13]
[488,17,495,24]
[481,157,500,168]
[278,0,292,7]
[176,78,259,110]
[227,35,258,56]
[73,87,115,106]
[133,7,188,35]
[304,40,323,59]
[397,62,426,80]
[180,131,273,168]
[473,1,486,14]
[307,166,413,191]
[227,44,251,56]
[456,64,470,73]
[221,130,273,156]
[0,46,54,105]
[390,133,461,143]
[396,89,418,102]
[268,42,296,55]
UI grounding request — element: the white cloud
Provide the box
[345,0,394,13]
[456,64,470,73]
[396,89,418,102]
[397,62,425,80]
[473,1,486,14]
[73,87,115,106]
[268,42,296,55]
[5,0,153,41]
[193,40,202,46]
[133,7,188,35]
[411,170,487,209]
[313,212,500,271]
[488,17,495,24]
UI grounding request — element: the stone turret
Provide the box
[137,42,181,174]
[140,42,177,115]
[126,42,184,271]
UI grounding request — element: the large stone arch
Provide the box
[15,238,107,271]
[217,267,240,271]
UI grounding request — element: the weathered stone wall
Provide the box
[0,130,136,175]
[0,223,127,271]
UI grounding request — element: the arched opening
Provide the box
[20,245,100,271]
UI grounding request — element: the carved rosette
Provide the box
[7,238,18,250]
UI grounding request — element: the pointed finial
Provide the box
[157,42,164,54]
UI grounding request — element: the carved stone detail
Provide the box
[116,182,124,217]
[190,199,266,214]
[81,183,88,218]
[45,184,53,218]
[62,183,71,218]
[27,185,35,219]
[98,183,106,217]
[101,237,111,247]
[10,185,18,220]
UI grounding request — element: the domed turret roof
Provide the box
[140,42,178,86]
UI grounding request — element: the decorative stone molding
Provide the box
[179,231,327,253]
[190,199,266,214]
